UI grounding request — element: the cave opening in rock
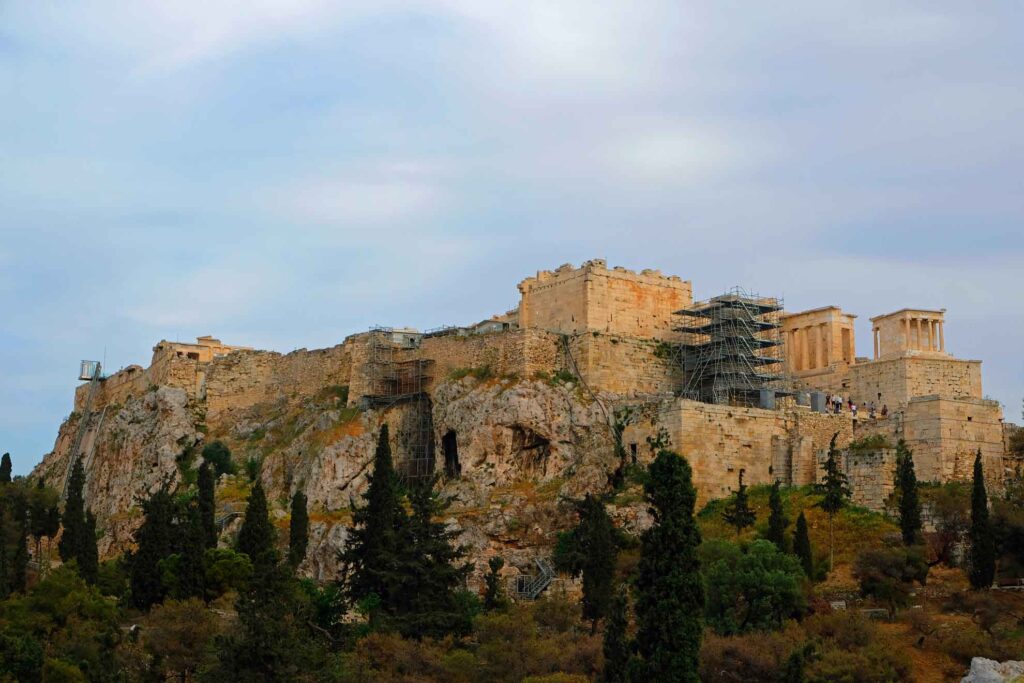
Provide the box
[442,429,461,478]
[511,425,551,476]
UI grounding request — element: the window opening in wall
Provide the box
[187,352,200,360]
[442,430,460,478]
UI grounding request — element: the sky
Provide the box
[2,1,1022,475]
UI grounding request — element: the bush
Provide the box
[699,628,802,682]
[807,643,910,683]
[701,539,807,635]
[201,441,235,477]
[852,546,929,617]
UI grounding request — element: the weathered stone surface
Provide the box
[960,657,1024,683]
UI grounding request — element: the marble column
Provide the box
[873,327,879,359]
[939,321,945,351]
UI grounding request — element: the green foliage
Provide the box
[634,450,703,682]
[450,365,495,381]
[160,505,206,601]
[894,440,922,546]
[0,453,11,483]
[970,450,996,589]
[129,484,178,610]
[792,512,813,578]
[78,511,98,585]
[765,480,789,551]
[198,461,218,549]
[722,471,756,537]
[142,598,220,681]
[58,458,98,584]
[846,434,892,452]
[236,480,277,573]
[818,434,851,572]
[557,494,618,629]
[95,559,129,603]
[288,491,309,569]
[201,441,235,477]
[484,556,508,612]
[602,584,632,683]
[243,457,262,483]
[203,548,253,598]
[852,546,929,617]
[701,539,806,635]
[340,425,406,626]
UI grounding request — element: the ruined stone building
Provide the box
[65,259,1007,512]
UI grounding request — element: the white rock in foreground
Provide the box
[961,657,1024,683]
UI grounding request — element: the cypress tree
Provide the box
[969,450,996,589]
[129,485,177,610]
[0,511,9,598]
[198,461,218,549]
[0,453,11,483]
[58,457,87,565]
[339,425,407,620]
[603,584,632,683]
[722,470,756,537]
[483,556,508,612]
[174,505,207,600]
[818,433,851,572]
[793,511,813,578]
[634,451,703,682]
[288,491,309,569]
[575,494,618,633]
[237,481,277,574]
[766,480,789,551]
[78,510,99,584]
[392,479,472,639]
[895,440,922,546]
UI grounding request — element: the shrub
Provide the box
[201,441,235,476]
[853,546,929,617]
[699,628,802,682]
[807,642,910,683]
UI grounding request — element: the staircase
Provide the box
[514,558,556,600]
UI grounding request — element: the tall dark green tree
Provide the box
[11,517,28,594]
[58,457,87,564]
[129,485,177,610]
[288,491,309,569]
[818,433,851,572]
[895,440,922,546]
[0,453,11,483]
[197,461,218,549]
[603,584,632,683]
[0,511,9,598]
[392,479,472,639]
[78,510,99,585]
[634,450,703,682]
[164,504,207,601]
[483,556,508,612]
[793,511,813,578]
[766,479,789,551]
[722,470,756,537]
[969,450,996,589]
[560,494,619,632]
[339,425,407,621]
[237,481,277,574]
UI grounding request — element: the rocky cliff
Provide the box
[33,374,631,587]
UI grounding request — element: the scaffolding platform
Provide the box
[675,288,787,407]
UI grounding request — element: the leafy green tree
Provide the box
[603,584,632,683]
[0,627,43,682]
[392,479,473,639]
[339,425,407,624]
[204,548,253,599]
[895,440,922,546]
[557,494,618,632]
[0,453,11,483]
[77,511,98,585]
[793,511,813,578]
[129,485,178,610]
[288,491,309,569]
[236,480,277,574]
[722,470,756,537]
[701,539,806,634]
[634,450,703,682]
[970,450,996,589]
[58,458,87,565]
[766,480,789,551]
[483,556,508,612]
[818,434,851,572]
[142,598,220,682]
[853,546,929,618]
[198,461,218,549]
[201,441,235,477]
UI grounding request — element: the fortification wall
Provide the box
[902,396,1004,485]
[566,333,678,396]
[848,356,981,409]
[828,448,897,510]
[622,399,852,504]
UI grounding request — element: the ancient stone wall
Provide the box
[565,333,678,397]
[848,356,982,409]
[829,448,897,510]
[621,399,852,504]
[517,259,692,341]
[902,396,1004,486]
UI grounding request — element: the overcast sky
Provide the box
[2,2,1022,474]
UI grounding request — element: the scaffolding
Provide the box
[675,288,786,407]
[363,327,436,480]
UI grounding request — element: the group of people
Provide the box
[824,393,888,420]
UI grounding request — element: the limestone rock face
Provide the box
[34,387,198,557]
[960,657,1024,683]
